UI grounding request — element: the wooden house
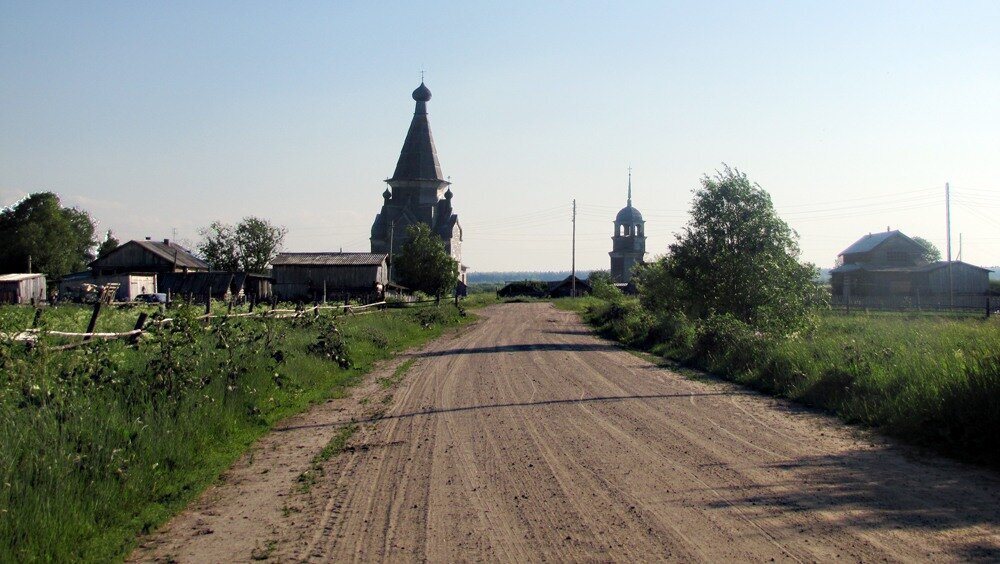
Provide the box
[90,239,209,276]
[272,253,388,302]
[830,230,990,300]
[0,273,46,304]
[497,276,592,299]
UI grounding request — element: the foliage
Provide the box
[643,166,820,333]
[582,300,1000,467]
[393,223,458,300]
[911,235,942,263]
[0,192,97,278]
[587,270,623,300]
[0,302,469,562]
[96,230,120,259]
[197,216,287,273]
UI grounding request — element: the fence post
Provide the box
[130,312,148,345]
[987,297,991,319]
[83,301,102,341]
[206,286,212,315]
[31,307,43,329]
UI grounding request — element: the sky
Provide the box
[2,1,998,272]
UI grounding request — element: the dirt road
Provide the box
[134,303,1000,562]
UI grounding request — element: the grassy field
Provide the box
[0,301,469,562]
[558,297,1000,467]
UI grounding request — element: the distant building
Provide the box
[59,271,156,302]
[370,81,466,284]
[830,230,990,299]
[158,272,272,302]
[609,171,646,283]
[0,273,46,304]
[271,252,388,302]
[90,239,209,276]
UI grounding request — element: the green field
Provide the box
[0,301,469,562]
[560,297,1000,467]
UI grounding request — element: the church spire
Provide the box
[390,81,445,182]
[627,166,632,207]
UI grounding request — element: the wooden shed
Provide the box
[58,271,157,302]
[272,253,388,302]
[0,273,47,304]
[90,239,209,275]
[159,272,272,302]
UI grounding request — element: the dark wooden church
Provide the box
[370,81,466,284]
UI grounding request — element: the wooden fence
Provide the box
[0,299,429,350]
[830,294,998,316]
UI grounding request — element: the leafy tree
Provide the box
[911,236,942,263]
[643,166,819,332]
[96,230,120,258]
[236,217,287,273]
[0,192,97,278]
[197,217,286,272]
[587,270,622,300]
[394,223,458,301]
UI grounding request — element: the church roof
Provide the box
[615,170,643,224]
[616,205,643,224]
[390,82,445,182]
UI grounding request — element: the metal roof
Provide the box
[271,253,388,267]
[838,230,914,257]
[0,273,44,282]
[132,240,210,269]
[829,261,992,274]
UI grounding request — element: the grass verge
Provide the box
[0,302,468,561]
[563,297,1000,467]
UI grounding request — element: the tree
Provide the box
[393,223,458,301]
[96,230,120,258]
[644,166,818,332]
[197,217,286,272]
[236,217,287,273]
[0,192,97,278]
[911,236,942,263]
[587,270,622,300]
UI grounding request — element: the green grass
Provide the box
[580,299,1000,467]
[0,302,469,562]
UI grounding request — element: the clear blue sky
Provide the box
[2,1,998,271]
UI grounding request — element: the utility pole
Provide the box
[571,199,577,297]
[946,182,953,308]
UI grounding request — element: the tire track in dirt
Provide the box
[134,303,1000,562]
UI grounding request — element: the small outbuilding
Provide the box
[59,271,157,302]
[272,253,388,302]
[0,273,47,304]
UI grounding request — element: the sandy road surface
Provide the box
[134,303,1000,562]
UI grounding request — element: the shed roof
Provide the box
[271,253,388,267]
[132,240,209,269]
[838,230,915,257]
[0,273,45,282]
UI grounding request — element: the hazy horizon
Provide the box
[3,2,998,272]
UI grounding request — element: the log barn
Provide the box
[272,253,388,302]
[90,238,209,276]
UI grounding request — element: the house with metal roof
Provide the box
[271,252,388,302]
[89,238,209,276]
[830,230,990,301]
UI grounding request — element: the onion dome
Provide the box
[444,187,453,199]
[412,82,432,102]
[383,188,392,200]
